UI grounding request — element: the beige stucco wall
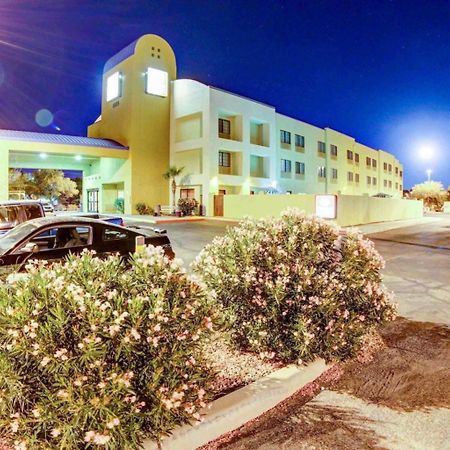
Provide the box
[444,201,450,213]
[336,195,423,226]
[223,194,315,219]
[223,194,423,226]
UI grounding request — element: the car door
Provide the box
[95,224,135,257]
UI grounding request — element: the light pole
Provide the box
[426,168,432,182]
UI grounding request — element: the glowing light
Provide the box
[426,168,432,182]
[75,155,82,161]
[316,194,337,219]
[418,144,434,161]
[146,68,168,97]
[35,109,53,127]
[271,180,277,188]
[39,153,47,159]
[106,72,121,102]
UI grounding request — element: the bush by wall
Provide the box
[193,209,396,363]
[177,198,198,216]
[0,248,218,449]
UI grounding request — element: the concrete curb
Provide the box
[143,359,332,450]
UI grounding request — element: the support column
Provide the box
[0,146,8,201]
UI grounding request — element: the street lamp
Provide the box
[426,168,432,182]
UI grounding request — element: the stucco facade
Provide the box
[0,34,403,215]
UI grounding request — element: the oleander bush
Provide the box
[193,208,396,363]
[0,247,219,449]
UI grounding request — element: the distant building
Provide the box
[0,34,403,215]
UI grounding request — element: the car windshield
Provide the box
[0,221,41,255]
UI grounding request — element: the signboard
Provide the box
[315,194,337,219]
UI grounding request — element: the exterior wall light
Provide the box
[75,155,82,161]
[106,71,122,102]
[39,153,47,159]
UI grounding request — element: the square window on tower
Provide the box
[146,67,168,97]
[106,72,122,102]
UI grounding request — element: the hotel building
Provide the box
[0,34,403,215]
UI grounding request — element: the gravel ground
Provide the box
[203,334,283,397]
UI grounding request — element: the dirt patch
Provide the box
[331,318,450,411]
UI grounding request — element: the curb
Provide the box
[143,359,332,450]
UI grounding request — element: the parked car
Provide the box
[77,213,124,227]
[40,200,55,215]
[0,201,45,236]
[0,216,174,272]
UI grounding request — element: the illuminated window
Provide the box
[106,72,122,102]
[146,67,168,97]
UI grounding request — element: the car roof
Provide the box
[23,216,116,226]
[0,200,44,206]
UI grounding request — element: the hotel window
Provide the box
[395,182,399,189]
[367,176,372,185]
[347,171,353,182]
[383,162,388,171]
[218,118,231,135]
[106,72,122,102]
[330,144,338,156]
[355,173,360,183]
[366,157,371,167]
[354,153,360,163]
[280,130,291,144]
[388,164,392,172]
[389,180,392,188]
[395,167,399,175]
[331,168,338,179]
[281,159,292,173]
[218,151,231,167]
[384,179,388,187]
[400,170,403,177]
[295,161,305,175]
[400,184,403,191]
[347,150,353,160]
[372,159,377,168]
[295,134,305,147]
[87,189,99,213]
[318,166,326,178]
[372,177,377,185]
[180,188,195,199]
[318,141,326,154]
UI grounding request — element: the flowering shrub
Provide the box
[193,209,396,363]
[0,247,218,449]
[177,198,198,216]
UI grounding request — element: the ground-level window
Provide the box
[180,188,195,199]
[87,189,99,213]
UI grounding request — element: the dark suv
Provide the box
[0,201,45,236]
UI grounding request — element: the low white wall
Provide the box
[336,195,423,226]
[222,194,423,226]
[444,201,450,213]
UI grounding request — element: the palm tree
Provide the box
[163,166,185,209]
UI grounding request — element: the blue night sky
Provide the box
[1,0,450,189]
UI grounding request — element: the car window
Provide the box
[103,227,129,241]
[23,204,43,220]
[12,226,92,254]
[0,206,20,230]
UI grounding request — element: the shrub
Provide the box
[177,198,198,216]
[0,247,219,449]
[135,202,154,215]
[193,209,396,363]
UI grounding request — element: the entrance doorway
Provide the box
[214,194,224,216]
[87,189,99,213]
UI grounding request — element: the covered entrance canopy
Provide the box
[0,130,129,213]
